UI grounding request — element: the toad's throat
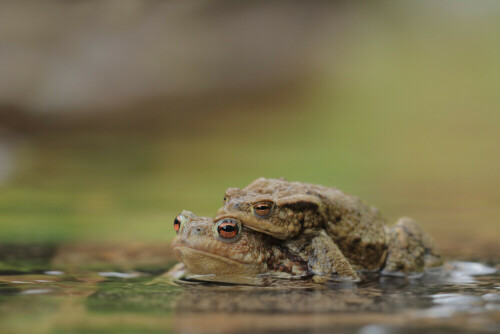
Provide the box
[172,244,253,265]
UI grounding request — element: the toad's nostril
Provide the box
[189,227,202,236]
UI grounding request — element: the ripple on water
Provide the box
[482,293,500,303]
[445,261,498,275]
[20,289,52,295]
[44,271,64,276]
[98,272,140,278]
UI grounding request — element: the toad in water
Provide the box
[215,177,443,274]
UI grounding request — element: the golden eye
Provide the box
[217,219,239,239]
[174,215,182,233]
[253,202,273,218]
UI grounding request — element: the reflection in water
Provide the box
[0,251,498,334]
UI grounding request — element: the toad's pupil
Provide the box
[220,224,236,232]
[256,205,269,210]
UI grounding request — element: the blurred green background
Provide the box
[0,0,499,258]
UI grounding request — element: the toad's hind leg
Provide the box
[308,231,360,282]
[383,217,443,274]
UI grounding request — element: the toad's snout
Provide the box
[215,204,241,219]
[179,222,207,238]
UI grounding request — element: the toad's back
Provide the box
[244,178,388,270]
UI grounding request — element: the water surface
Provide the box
[0,245,498,334]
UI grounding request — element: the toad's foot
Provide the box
[383,217,443,275]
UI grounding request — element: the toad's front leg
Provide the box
[288,231,360,283]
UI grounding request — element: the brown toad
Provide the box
[215,177,442,273]
[170,211,359,284]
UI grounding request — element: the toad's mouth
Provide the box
[243,225,289,239]
[172,244,252,265]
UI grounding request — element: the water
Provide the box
[0,246,498,334]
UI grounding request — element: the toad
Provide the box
[171,210,359,284]
[170,206,442,284]
[215,177,442,273]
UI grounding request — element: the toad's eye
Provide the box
[253,202,274,218]
[217,219,240,239]
[174,215,182,233]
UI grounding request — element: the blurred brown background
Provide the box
[0,0,499,259]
